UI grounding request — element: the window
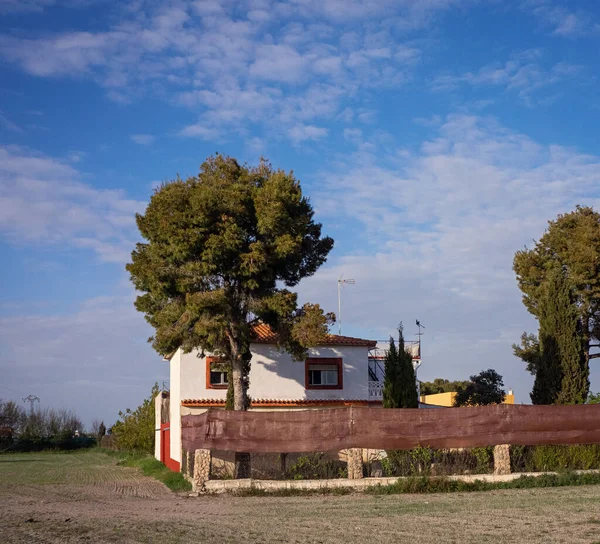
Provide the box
[206,357,228,389]
[305,358,343,390]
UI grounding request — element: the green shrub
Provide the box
[384,446,493,477]
[286,453,347,480]
[111,384,158,453]
[511,444,600,472]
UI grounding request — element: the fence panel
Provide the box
[182,404,600,454]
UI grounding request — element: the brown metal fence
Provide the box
[182,404,600,454]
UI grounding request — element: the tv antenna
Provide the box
[22,394,40,416]
[416,320,425,349]
[337,275,355,335]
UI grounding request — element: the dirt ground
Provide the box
[2,452,600,544]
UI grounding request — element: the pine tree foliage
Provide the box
[513,206,600,391]
[127,155,334,411]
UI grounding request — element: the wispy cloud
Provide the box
[301,113,600,398]
[431,50,582,105]
[0,145,144,263]
[0,109,23,133]
[523,0,599,37]
[0,1,444,142]
[288,124,329,142]
[0,293,165,426]
[130,134,155,145]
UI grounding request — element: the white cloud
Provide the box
[0,293,166,427]
[301,114,600,401]
[0,145,144,263]
[130,134,155,145]
[0,1,440,143]
[178,123,221,140]
[523,0,598,37]
[288,124,329,142]
[431,50,582,105]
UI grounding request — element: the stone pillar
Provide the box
[347,448,364,479]
[493,444,511,475]
[193,449,211,491]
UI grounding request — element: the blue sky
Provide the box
[1,0,600,426]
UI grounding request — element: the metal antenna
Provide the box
[415,320,425,354]
[22,394,40,416]
[337,275,355,335]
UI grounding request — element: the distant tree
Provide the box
[514,206,600,400]
[587,392,600,404]
[383,325,418,409]
[112,384,159,453]
[0,399,24,433]
[98,421,106,442]
[454,369,506,407]
[419,378,470,396]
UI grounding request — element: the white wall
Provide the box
[249,344,369,400]
[169,349,182,463]
[177,343,370,404]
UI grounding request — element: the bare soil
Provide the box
[2,451,600,543]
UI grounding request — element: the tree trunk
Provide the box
[231,348,251,478]
[231,359,247,410]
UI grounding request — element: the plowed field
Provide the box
[2,451,600,543]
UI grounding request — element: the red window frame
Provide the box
[305,358,343,390]
[206,357,228,390]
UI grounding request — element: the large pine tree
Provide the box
[513,206,600,398]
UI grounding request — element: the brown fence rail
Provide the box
[182,404,600,454]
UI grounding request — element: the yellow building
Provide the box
[420,389,515,407]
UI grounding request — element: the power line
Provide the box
[0,384,26,397]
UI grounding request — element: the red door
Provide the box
[160,423,180,472]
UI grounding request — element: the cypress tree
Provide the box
[397,326,419,408]
[542,267,589,404]
[383,337,400,408]
[383,326,419,409]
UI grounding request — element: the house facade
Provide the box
[155,324,423,470]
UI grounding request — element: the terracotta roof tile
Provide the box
[252,323,376,348]
[181,398,376,407]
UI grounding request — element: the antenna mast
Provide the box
[416,320,425,355]
[337,275,355,335]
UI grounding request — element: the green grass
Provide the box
[98,448,192,492]
[229,471,600,497]
[366,471,600,495]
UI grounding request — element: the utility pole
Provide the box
[337,275,355,335]
[22,394,40,416]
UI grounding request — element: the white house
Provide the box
[155,324,422,471]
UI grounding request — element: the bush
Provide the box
[511,444,600,472]
[111,384,158,453]
[383,447,493,477]
[286,453,347,480]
